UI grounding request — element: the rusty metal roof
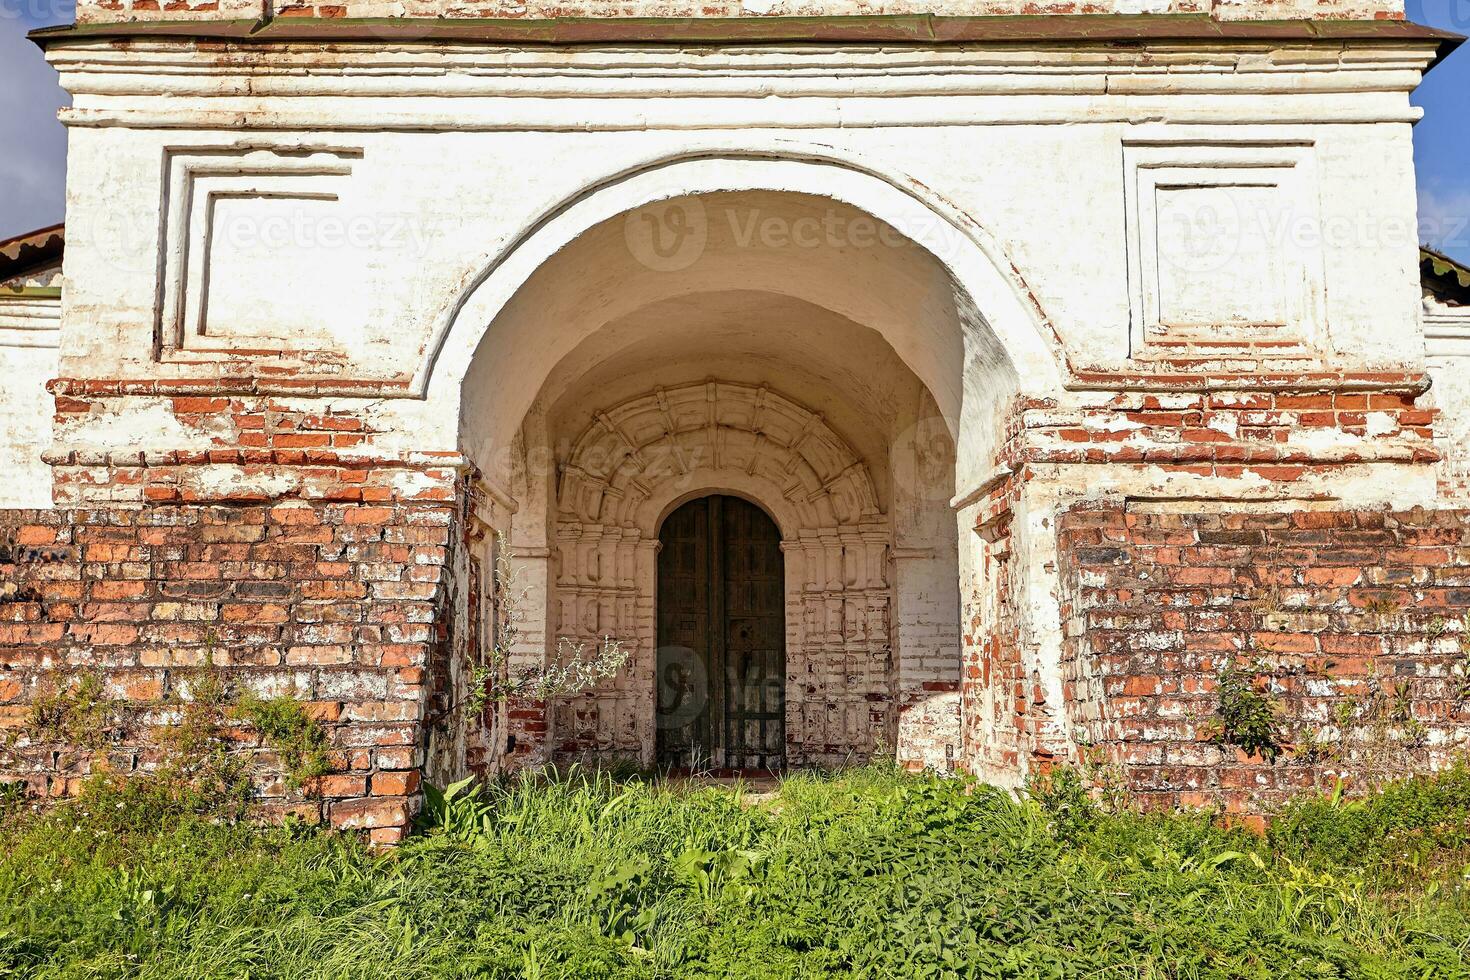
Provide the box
[28,15,1463,65]
[0,225,63,284]
[1423,247,1470,306]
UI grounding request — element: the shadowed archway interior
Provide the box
[458,189,991,773]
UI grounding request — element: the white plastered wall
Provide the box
[0,263,61,508]
[1425,294,1470,501]
[48,41,1434,447]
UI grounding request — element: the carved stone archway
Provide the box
[550,380,894,767]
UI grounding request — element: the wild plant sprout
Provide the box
[462,533,631,774]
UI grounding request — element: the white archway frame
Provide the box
[420,145,1069,426]
[436,145,1071,775]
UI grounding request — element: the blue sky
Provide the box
[1406,0,1470,262]
[2,2,1468,261]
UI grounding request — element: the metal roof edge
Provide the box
[0,225,65,284]
[28,14,1463,58]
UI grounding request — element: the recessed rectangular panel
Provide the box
[1122,142,1325,356]
[155,145,361,359]
[201,194,355,346]
[1152,183,1285,328]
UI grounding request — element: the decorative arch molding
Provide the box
[429,143,1069,481]
[558,380,882,536]
[548,379,896,768]
[425,142,1067,396]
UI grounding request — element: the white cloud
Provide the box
[1419,181,1470,263]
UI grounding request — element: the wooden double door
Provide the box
[656,495,786,772]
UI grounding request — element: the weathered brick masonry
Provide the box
[957,377,1451,799]
[0,501,456,844]
[46,381,460,507]
[1058,504,1470,814]
[1010,380,1437,476]
[9,0,1464,835]
[9,374,1461,826]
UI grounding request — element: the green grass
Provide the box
[2,763,1470,979]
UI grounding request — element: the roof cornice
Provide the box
[27,14,1463,68]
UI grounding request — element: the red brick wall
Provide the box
[12,486,1470,832]
[1004,382,1436,477]
[1057,504,1470,813]
[961,470,1027,780]
[47,381,462,506]
[0,501,457,844]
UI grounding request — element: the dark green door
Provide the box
[656,495,785,771]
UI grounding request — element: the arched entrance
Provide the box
[436,156,1069,780]
[656,494,785,772]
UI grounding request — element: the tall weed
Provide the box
[1,764,1468,978]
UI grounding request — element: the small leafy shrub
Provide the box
[232,691,329,789]
[25,661,332,809]
[26,671,120,749]
[0,781,31,817]
[1269,760,1470,880]
[1025,764,1098,836]
[415,775,495,838]
[1211,657,1287,762]
[452,534,632,775]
